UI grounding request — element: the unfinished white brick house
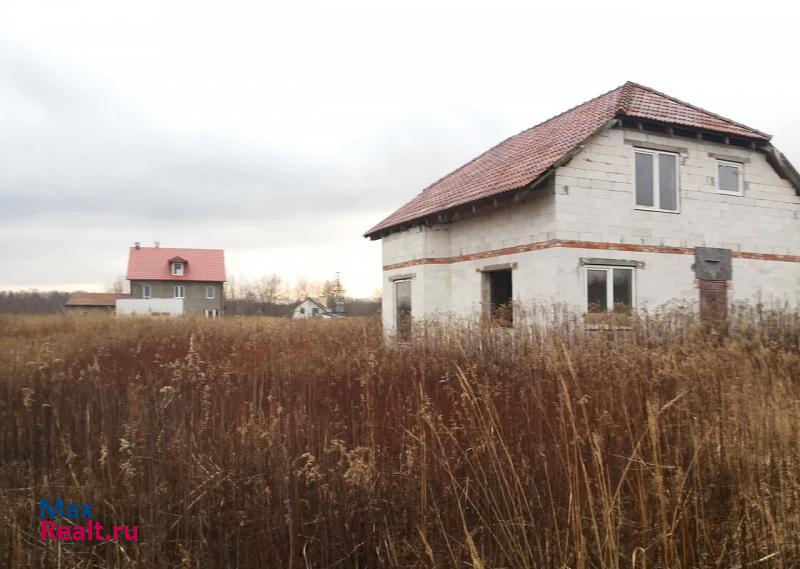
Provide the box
[365,82,800,334]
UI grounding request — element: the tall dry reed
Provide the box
[0,308,798,568]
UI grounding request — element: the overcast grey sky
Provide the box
[1,1,798,297]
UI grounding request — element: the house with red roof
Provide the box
[365,81,800,334]
[117,243,226,317]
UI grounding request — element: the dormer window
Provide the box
[171,262,184,276]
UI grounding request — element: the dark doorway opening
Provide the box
[486,269,513,326]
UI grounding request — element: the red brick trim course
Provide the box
[383,240,800,271]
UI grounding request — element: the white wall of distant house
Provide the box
[292,298,334,319]
[116,298,184,316]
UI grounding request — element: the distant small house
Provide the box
[65,293,128,315]
[292,297,338,319]
[116,243,226,317]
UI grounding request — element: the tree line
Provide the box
[224,274,379,317]
[0,291,71,314]
[0,274,380,316]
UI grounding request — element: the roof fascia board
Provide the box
[764,144,800,196]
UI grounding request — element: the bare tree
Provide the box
[226,276,238,301]
[107,275,127,294]
[255,274,282,304]
[293,277,310,300]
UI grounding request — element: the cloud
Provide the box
[0,39,512,229]
[0,1,798,298]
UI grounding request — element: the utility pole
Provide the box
[332,272,346,315]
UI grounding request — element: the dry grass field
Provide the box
[1,309,799,568]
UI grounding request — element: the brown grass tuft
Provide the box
[0,309,799,567]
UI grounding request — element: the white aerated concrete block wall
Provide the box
[554,128,800,253]
[381,181,557,331]
[380,127,800,331]
[731,258,800,307]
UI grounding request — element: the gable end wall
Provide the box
[553,127,800,253]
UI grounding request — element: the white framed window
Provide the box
[717,160,743,195]
[634,149,679,212]
[203,309,218,318]
[171,262,184,276]
[174,285,185,299]
[142,284,152,299]
[206,286,215,299]
[585,266,635,313]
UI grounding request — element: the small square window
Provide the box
[717,161,743,194]
[174,285,185,299]
[171,262,184,276]
[206,286,215,299]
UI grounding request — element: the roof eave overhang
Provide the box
[614,113,771,144]
[364,118,619,240]
[363,174,552,241]
[364,115,797,241]
[618,115,799,194]
[764,144,800,195]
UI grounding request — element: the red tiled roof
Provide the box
[65,293,128,307]
[126,247,226,282]
[365,81,771,237]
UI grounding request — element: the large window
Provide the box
[174,285,185,299]
[395,279,412,339]
[717,161,743,194]
[586,266,634,313]
[635,150,678,211]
